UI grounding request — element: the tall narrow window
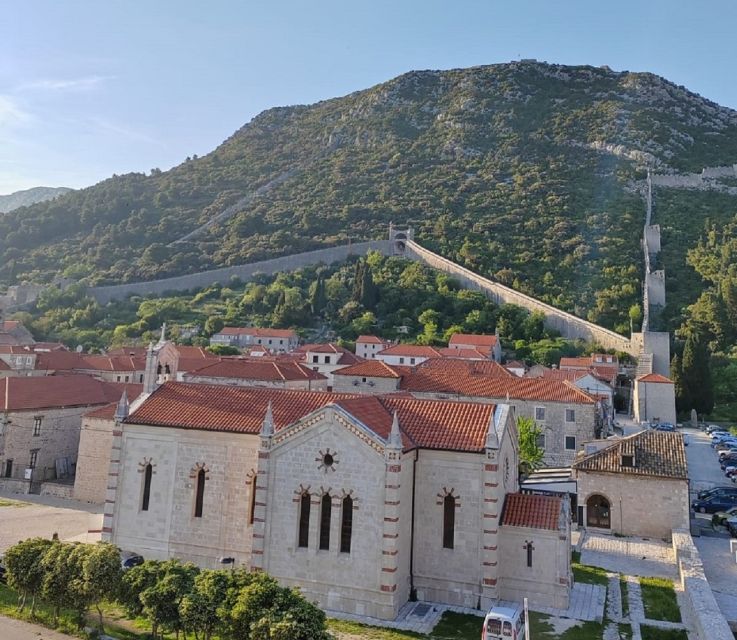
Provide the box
[319,494,332,550]
[33,417,42,437]
[141,463,152,511]
[298,492,311,548]
[443,494,455,549]
[340,496,353,553]
[194,468,205,518]
[249,476,257,525]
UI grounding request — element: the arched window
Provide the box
[157,363,162,375]
[249,475,257,526]
[586,494,610,529]
[194,468,206,518]
[340,496,353,553]
[164,364,171,375]
[443,494,456,549]
[141,463,152,512]
[298,492,311,548]
[319,494,332,551]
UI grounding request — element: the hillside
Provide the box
[3,61,737,334]
[0,186,72,213]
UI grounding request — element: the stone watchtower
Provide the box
[388,223,414,256]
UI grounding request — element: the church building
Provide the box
[102,382,571,619]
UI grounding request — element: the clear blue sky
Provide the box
[2,0,736,194]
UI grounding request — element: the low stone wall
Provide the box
[672,528,733,640]
[40,481,75,499]
[403,241,635,355]
[0,478,30,494]
[89,240,394,304]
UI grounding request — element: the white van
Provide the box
[481,604,525,640]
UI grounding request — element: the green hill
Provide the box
[3,61,737,335]
[0,186,72,213]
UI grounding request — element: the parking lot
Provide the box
[0,492,102,552]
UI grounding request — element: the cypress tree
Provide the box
[681,332,714,414]
[671,353,688,414]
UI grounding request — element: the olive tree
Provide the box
[3,537,53,615]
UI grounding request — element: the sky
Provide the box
[2,0,736,194]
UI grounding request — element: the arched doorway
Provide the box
[586,494,611,529]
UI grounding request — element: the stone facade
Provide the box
[332,374,400,394]
[633,377,676,425]
[0,407,87,487]
[74,415,116,504]
[576,470,688,539]
[181,374,327,392]
[107,398,570,619]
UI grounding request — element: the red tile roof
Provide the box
[218,326,297,338]
[0,375,137,411]
[448,333,499,348]
[35,351,146,372]
[0,359,10,371]
[83,383,143,420]
[377,345,444,358]
[127,382,496,452]
[297,343,363,365]
[530,368,587,382]
[398,359,593,403]
[501,493,563,531]
[184,358,325,382]
[356,335,389,344]
[637,373,673,384]
[437,347,492,360]
[333,360,401,379]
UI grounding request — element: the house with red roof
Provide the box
[210,326,299,353]
[296,343,363,386]
[0,375,139,493]
[0,319,35,346]
[632,373,676,425]
[374,344,443,366]
[355,335,392,360]
[448,332,502,362]
[180,357,327,391]
[102,382,571,618]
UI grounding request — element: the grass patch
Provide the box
[640,626,688,640]
[572,557,609,586]
[617,622,632,639]
[639,577,681,623]
[619,574,629,616]
[329,618,424,639]
[529,612,605,639]
[0,498,29,507]
[0,583,85,636]
[330,612,485,639]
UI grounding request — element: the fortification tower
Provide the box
[388,223,414,255]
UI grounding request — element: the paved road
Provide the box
[684,427,730,495]
[0,491,102,552]
[0,615,75,640]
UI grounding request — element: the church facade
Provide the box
[103,382,571,619]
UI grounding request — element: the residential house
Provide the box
[355,335,392,360]
[210,327,299,353]
[181,358,327,391]
[448,333,502,362]
[296,343,363,387]
[633,373,677,426]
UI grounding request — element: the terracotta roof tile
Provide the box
[436,347,491,360]
[573,430,687,479]
[377,344,443,357]
[127,382,495,452]
[448,333,499,348]
[398,359,594,404]
[356,335,389,344]
[501,493,563,531]
[218,327,297,338]
[637,373,673,384]
[0,375,136,411]
[184,358,325,381]
[333,360,401,379]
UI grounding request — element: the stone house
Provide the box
[296,343,363,387]
[103,382,571,618]
[334,358,600,467]
[0,375,137,492]
[573,429,688,538]
[355,335,392,360]
[210,327,299,353]
[374,344,443,366]
[0,320,35,346]
[181,358,327,391]
[633,373,677,425]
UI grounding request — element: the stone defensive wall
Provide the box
[89,240,394,305]
[403,240,635,355]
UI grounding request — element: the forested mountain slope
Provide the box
[3,61,737,334]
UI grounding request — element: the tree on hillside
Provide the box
[680,331,714,415]
[671,352,688,414]
[517,416,545,474]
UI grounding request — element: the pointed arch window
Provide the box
[340,495,353,553]
[194,468,206,518]
[319,494,332,551]
[249,475,257,526]
[141,463,152,512]
[443,494,456,549]
[298,492,311,548]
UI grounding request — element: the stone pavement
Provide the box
[695,535,737,625]
[581,532,677,578]
[327,582,606,634]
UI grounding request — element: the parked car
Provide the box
[697,486,737,500]
[718,447,737,459]
[120,551,144,570]
[707,424,724,434]
[712,506,737,526]
[482,605,525,640]
[655,423,676,432]
[725,466,737,477]
[693,493,737,514]
[720,458,737,471]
